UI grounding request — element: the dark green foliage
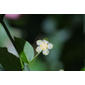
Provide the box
[0,14,4,22]
[0,47,21,71]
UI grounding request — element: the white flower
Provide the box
[43,49,49,55]
[36,39,53,55]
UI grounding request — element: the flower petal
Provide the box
[48,43,53,49]
[43,40,48,44]
[42,49,49,55]
[36,40,42,45]
[36,46,42,53]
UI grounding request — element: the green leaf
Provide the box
[0,47,21,71]
[0,64,5,71]
[0,23,10,46]
[14,37,34,63]
[23,63,30,71]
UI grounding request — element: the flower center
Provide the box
[40,42,48,50]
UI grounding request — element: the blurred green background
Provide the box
[0,14,84,71]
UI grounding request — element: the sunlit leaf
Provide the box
[23,63,30,71]
[0,23,9,46]
[14,37,34,63]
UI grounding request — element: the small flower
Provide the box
[36,39,53,55]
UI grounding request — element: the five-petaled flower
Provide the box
[36,39,53,55]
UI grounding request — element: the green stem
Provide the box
[20,57,24,69]
[35,52,41,58]
[30,52,41,63]
[1,21,24,70]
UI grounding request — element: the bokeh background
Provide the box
[0,14,84,71]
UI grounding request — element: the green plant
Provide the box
[0,15,53,71]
